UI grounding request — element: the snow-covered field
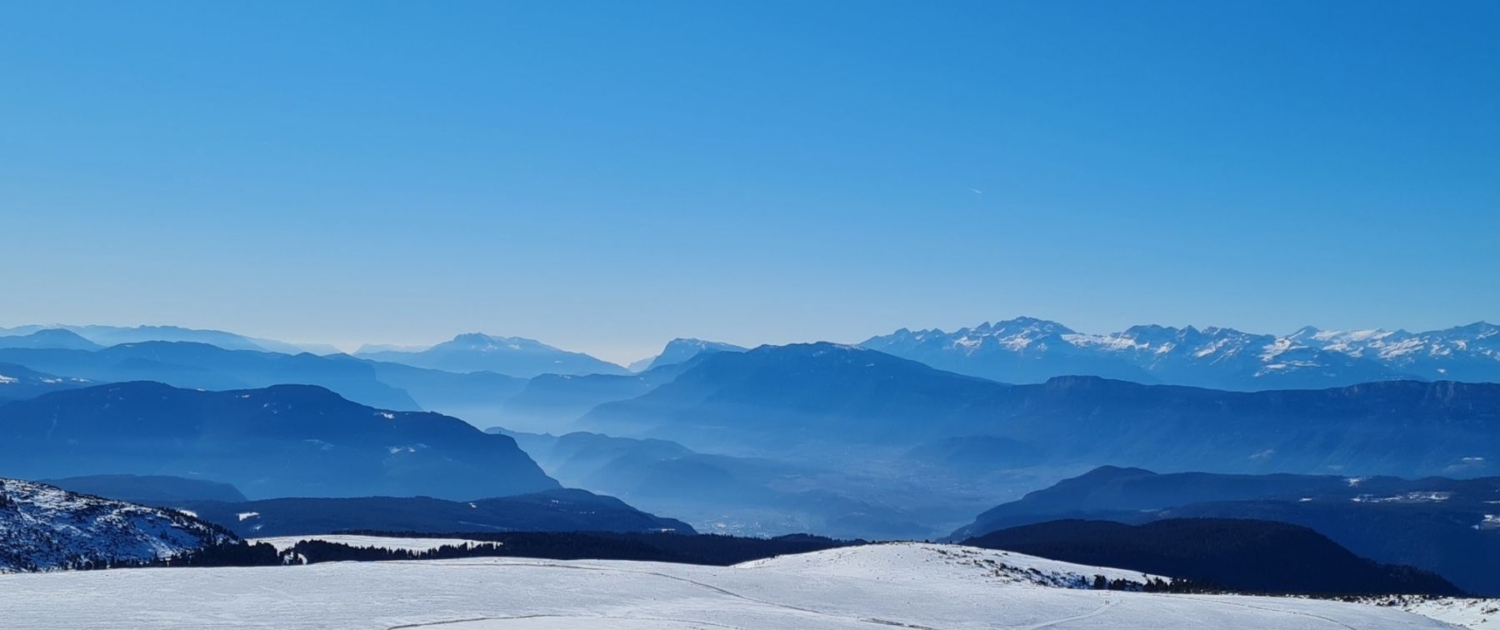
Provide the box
[0,542,1464,629]
[1361,596,1500,629]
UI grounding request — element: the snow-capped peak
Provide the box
[445,333,558,353]
[861,317,1500,389]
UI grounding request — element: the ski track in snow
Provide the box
[1015,599,1119,630]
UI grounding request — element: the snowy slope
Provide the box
[0,478,234,572]
[0,542,1459,629]
[1360,596,1500,629]
[739,541,1160,586]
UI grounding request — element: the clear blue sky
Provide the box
[2,1,1496,363]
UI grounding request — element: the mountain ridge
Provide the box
[355,332,629,377]
[170,488,696,538]
[630,338,748,372]
[577,343,1500,478]
[862,317,1500,389]
[0,382,560,500]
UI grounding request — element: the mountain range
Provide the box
[628,338,747,372]
[494,428,936,538]
[861,317,1500,389]
[0,382,559,499]
[5,319,1494,393]
[578,342,1500,479]
[9,319,1497,394]
[0,363,92,401]
[0,329,102,351]
[4,320,1500,544]
[0,342,420,410]
[355,333,630,377]
[494,358,704,431]
[0,324,337,355]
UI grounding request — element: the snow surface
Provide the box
[0,542,1460,629]
[1360,596,1500,629]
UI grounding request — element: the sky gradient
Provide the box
[2,1,1497,363]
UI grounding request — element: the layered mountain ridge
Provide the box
[578,342,1500,478]
[0,382,560,499]
[862,317,1500,389]
[355,332,629,377]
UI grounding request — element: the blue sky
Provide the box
[2,1,1496,363]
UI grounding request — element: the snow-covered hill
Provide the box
[862,317,1500,389]
[0,541,1461,628]
[1360,596,1500,629]
[0,478,234,571]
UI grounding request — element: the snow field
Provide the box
[0,542,1462,629]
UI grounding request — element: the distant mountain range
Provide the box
[628,338,747,372]
[861,317,1500,389]
[495,359,703,431]
[0,342,419,410]
[0,329,102,351]
[0,478,233,571]
[9,319,1497,392]
[328,355,528,424]
[580,343,1005,450]
[951,466,1500,595]
[0,324,336,355]
[0,382,559,499]
[0,363,92,400]
[579,342,1500,478]
[494,428,933,539]
[356,333,629,378]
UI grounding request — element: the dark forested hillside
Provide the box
[953,467,1500,595]
[965,519,1462,596]
[167,489,693,537]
